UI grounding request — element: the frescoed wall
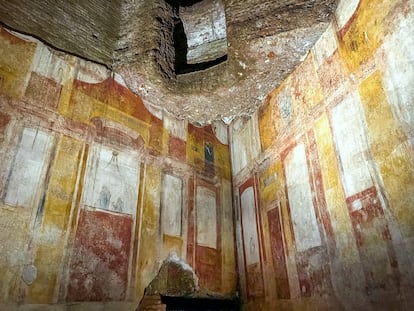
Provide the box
[231,0,414,309]
[0,26,236,309]
[1,0,413,310]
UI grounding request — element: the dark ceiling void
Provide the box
[166,0,203,8]
[167,0,228,75]
[173,18,228,75]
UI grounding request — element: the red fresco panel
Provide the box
[346,186,400,290]
[0,111,10,143]
[195,245,221,292]
[186,176,195,267]
[168,135,186,161]
[24,72,62,109]
[316,50,347,97]
[67,209,133,302]
[194,179,221,292]
[307,129,335,242]
[246,263,264,298]
[281,135,333,298]
[268,207,290,299]
[239,177,265,299]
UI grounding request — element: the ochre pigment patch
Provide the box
[359,70,414,238]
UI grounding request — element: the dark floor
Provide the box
[161,296,240,311]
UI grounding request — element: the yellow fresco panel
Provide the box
[258,100,276,151]
[338,0,397,72]
[259,162,280,209]
[0,29,37,98]
[221,180,237,294]
[359,70,414,238]
[27,135,83,303]
[215,143,231,180]
[136,163,162,298]
[0,207,32,302]
[186,131,204,169]
[163,234,183,258]
[57,57,78,116]
[65,89,150,145]
[314,116,360,264]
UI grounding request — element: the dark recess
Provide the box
[161,295,240,311]
[166,0,228,75]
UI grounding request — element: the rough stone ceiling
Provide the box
[0,0,338,124]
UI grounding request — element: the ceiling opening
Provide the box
[167,0,228,75]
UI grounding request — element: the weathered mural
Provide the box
[232,0,414,309]
[0,25,236,310]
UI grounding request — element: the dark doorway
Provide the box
[161,296,240,311]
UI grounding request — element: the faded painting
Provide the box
[82,144,140,215]
[4,127,53,208]
[162,173,183,237]
[240,186,260,266]
[196,186,217,249]
[284,143,321,252]
[331,95,373,201]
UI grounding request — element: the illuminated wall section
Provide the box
[231,0,414,309]
[0,25,236,309]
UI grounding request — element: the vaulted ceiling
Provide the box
[0,0,338,124]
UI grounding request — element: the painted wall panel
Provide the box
[338,0,397,72]
[196,186,217,249]
[162,173,183,237]
[359,71,414,238]
[67,209,133,302]
[381,13,414,146]
[230,115,260,175]
[136,163,162,299]
[258,100,277,151]
[240,187,260,266]
[0,208,32,302]
[27,135,83,303]
[4,128,53,208]
[221,180,237,294]
[331,95,373,199]
[312,23,338,69]
[268,206,290,299]
[82,144,140,215]
[0,28,37,98]
[284,143,321,252]
[335,0,360,30]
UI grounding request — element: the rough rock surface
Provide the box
[0,0,338,123]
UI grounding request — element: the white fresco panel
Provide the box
[230,123,248,175]
[313,23,338,68]
[33,44,68,84]
[331,95,373,198]
[162,174,183,236]
[212,120,228,145]
[335,0,360,30]
[82,145,140,215]
[241,186,260,265]
[285,143,322,252]
[382,13,414,147]
[196,186,217,249]
[163,112,187,141]
[230,116,260,176]
[5,128,52,208]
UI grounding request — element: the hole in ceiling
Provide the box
[167,0,228,75]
